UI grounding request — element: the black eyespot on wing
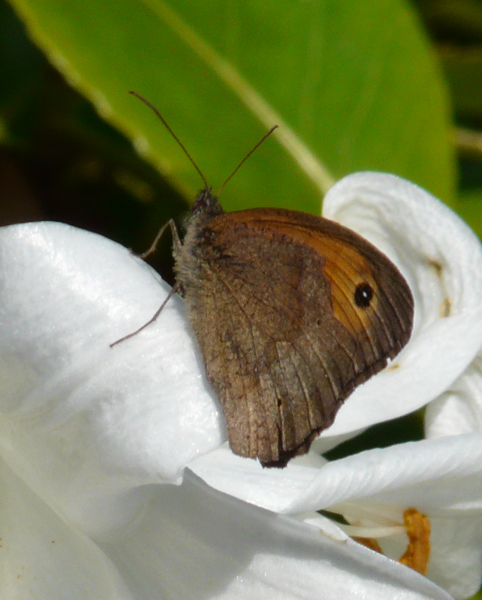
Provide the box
[354,282,374,308]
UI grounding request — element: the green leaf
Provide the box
[9,0,455,213]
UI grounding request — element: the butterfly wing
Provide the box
[175,207,413,467]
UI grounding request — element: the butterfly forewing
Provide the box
[175,205,414,467]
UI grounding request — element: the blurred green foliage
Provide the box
[415,0,482,242]
[0,0,460,250]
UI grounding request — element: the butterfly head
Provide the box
[192,187,224,220]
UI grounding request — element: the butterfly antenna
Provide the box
[216,125,278,197]
[129,91,209,189]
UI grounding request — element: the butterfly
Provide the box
[118,92,414,468]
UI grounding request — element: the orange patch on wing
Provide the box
[312,236,379,336]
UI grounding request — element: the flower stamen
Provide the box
[353,508,431,575]
[398,508,431,575]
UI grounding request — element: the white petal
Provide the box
[194,434,482,517]
[428,515,482,599]
[193,437,482,597]
[190,447,325,512]
[0,460,134,599]
[101,470,451,600]
[321,172,482,435]
[284,433,482,515]
[0,222,223,535]
[425,354,482,438]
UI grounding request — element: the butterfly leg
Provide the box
[139,219,180,259]
[110,220,181,348]
[110,283,180,347]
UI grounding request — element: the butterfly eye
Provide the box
[354,282,374,308]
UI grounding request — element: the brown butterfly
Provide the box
[120,93,414,468]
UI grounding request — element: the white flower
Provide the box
[0,172,478,598]
[191,173,482,599]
